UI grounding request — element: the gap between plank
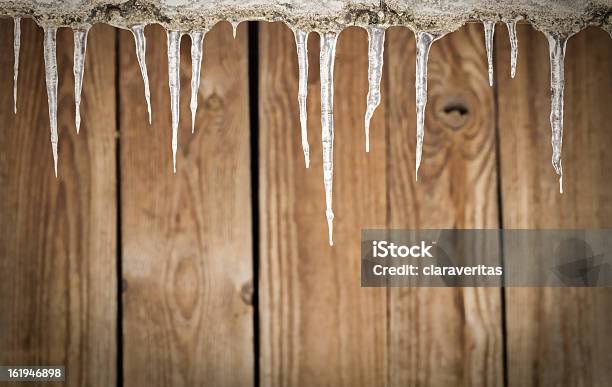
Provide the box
[248,21,261,387]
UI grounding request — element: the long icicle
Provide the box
[484,21,495,86]
[43,27,59,177]
[415,31,434,181]
[167,30,182,173]
[364,26,385,152]
[505,20,518,78]
[320,32,338,246]
[73,26,90,134]
[545,32,569,194]
[130,25,152,124]
[294,28,310,168]
[189,30,205,133]
[13,17,20,114]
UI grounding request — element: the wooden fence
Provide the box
[0,17,611,386]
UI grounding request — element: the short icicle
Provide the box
[73,26,90,133]
[364,26,385,152]
[483,21,495,86]
[189,30,205,133]
[415,31,435,181]
[320,31,338,246]
[229,19,239,39]
[505,20,518,78]
[294,28,310,168]
[13,17,20,114]
[545,31,569,194]
[43,27,59,177]
[130,25,152,124]
[167,30,182,173]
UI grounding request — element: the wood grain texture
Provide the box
[258,23,388,386]
[119,23,254,386]
[385,24,503,386]
[496,25,612,387]
[0,20,118,385]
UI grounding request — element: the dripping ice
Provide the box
[320,32,338,246]
[483,21,495,86]
[130,25,152,124]
[13,17,20,114]
[167,30,182,173]
[229,19,239,39]
[190,30,205,133]
[73,26,90,133]
[505,20,518,78]
[294,28,310,168]
[415,32,434,180]
[364,26,385,153]
[545,32,569,194]
[43,27,59,177]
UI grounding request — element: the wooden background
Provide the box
[0,17,610,386]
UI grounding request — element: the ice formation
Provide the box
[229,19,239,39]
[0,0,609,244]
[130,25,152,124]
[545,31,570,194]
[189,30,206,133]
[43,26,59,177]
[320,31,338,246]
[167,30,182,173]
[505,20,518,78]
[294,28,310,168]
[73,26,89,133]
[13,17,20,114]
[364,26,385,153]
[415,31,435,180]
[483,21,495,86]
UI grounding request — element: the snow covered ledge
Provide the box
[0,0,611,245]
[0,0,610,34]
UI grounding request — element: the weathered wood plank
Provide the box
[119,23,254,386]
[258,23,388,386]
[385,24,503,386]
[0,20,118,385]
[496,25,612,386]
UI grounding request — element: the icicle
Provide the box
[13,17,20,114]
[483,21,495,86]
[229,19,239,39]
[167,30,182,173]
[320,32,338,246]
[505,20,518,78]
[73,26,89,134]
[294,28,310,168]
[43,27,59,177]
[545,32,569,194]
[415,31,435,181]
[130,25,152,124]
[364,26,385,152]
[189,30,205,133]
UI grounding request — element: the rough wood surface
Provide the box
[0,20,118,385]
[385,24,503,386]
[258,23,388,386]
[119,23,254,386]
[496,25,612,387]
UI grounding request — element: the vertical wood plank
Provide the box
[119,23,254,386]
[258,23,388,386]
[0,20,118,385]
[385,24,503,386]
[496,25,612,386]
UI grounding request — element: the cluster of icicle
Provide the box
[6,18,588,245]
